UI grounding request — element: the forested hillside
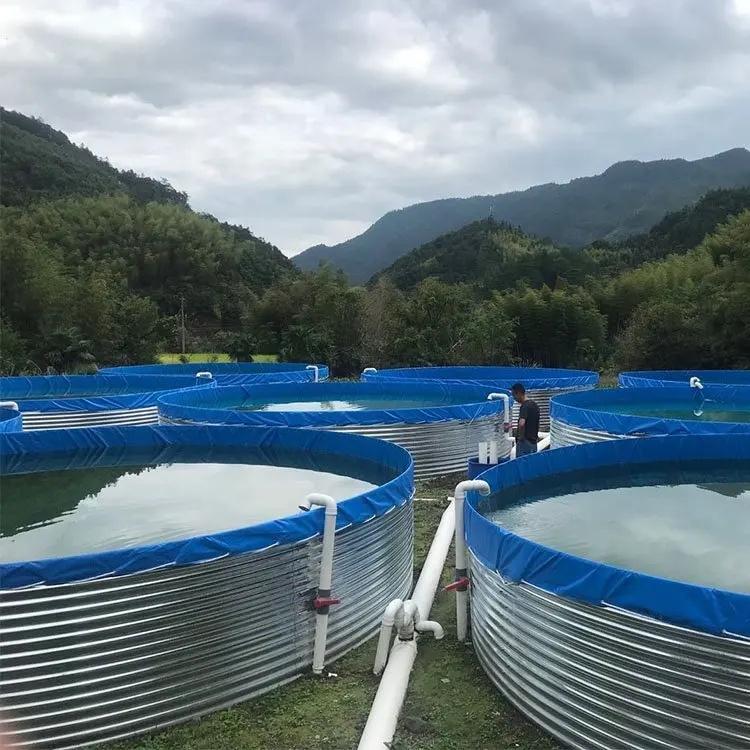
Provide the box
[377,188,750,292]
[0,109,297,374]
[294,149,750,283]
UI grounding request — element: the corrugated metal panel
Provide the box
[469,551,750,750]
[549,417,640,448]
[21,407,159,431]
[160,414,509,480]
[511,387,593,432]
[0,502,413,749]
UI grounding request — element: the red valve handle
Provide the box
[445,577,470,592]
[313,596,341,609]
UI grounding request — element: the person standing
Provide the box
[511,383,540,457]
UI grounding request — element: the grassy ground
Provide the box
[158,353,278,364]
[102,476,559,750]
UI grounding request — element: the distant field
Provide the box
[158,353,278,364]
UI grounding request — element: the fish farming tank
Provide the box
[360,366,598,430]
[619,369,750,388]
[100,362,329,386]
[549,385,750,446]
[0,424,414,749]
[0,374,216,430]
[465,435,750,750]
[157,380,513,479]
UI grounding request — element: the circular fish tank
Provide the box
[157,381,512,479]
[619,369,750,388]
[0,405,22,433]
[550,385,750,447]
[0,374,216,431]
[0,424,413,749]
[360,366,598,430]
[465,435,750,750]
[100,362,329,386]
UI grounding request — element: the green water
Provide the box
[484,467,750,593]
[1,459,380,562]
[233,397,469,412]
[600,404,750,422]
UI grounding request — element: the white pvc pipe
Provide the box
[0,401,20,411]
[690,376,703,389]
[488,392,510,426]
[195,371,213,380]
[362,367,378,375]
[302,493,338,675]
[453,480,490,642]
[358,501,456,750]
[537,432,551,451]
[374,598,404,676]
[306,365,320,383]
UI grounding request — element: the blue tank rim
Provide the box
[619,369,750,387]
[156,380,511,428]
[551,385,750,436]
[465,435,750,638]
[361,365,599,390]
[0,374,217,413]
[0,406,22,433]
[0,424,414,589]
[100,362,329,376]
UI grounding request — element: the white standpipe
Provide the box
[0,401,20,411]
[306,365,320,383]
[357,500,455,750]
[301,493,339,675]
[690,376,703,389]
[450,480,490,642]
[195,371,213,380]
[487,392,510,426]
[362,367,378,378]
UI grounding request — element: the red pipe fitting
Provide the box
[445,576,470,592]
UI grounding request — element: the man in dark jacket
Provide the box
[511,383,540,457]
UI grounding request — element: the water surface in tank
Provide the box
[232,396,479,412]
[483,462,750,593]
[588,402,750,422]
[1,446,389,562]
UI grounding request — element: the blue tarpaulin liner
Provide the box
[0,407,22,433]
[101,362,330,386]
[0,424,413,589]
[551,385,750,436]
[465,435,750,637]
[619,369,750,388]
[0,374,216,413]
[157,380,508,428]
[361,365,599,390]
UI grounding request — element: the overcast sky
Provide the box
[3,0,750,255]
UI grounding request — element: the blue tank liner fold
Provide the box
[619,369,750,388]
[361,365,598,390]
[0,424,413,590]
[0,407,22,433]
[157,380,506,428]
[101,362,330,385]
[0,373,216,413]
[466,435,750,638]
[551,385,750,437]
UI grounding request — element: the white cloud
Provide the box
[2,0,749,254]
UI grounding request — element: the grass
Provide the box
[101,477,559,750]
[158,353,278,364]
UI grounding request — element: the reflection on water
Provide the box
[593,403,750,422]
[1,447,393,561]
[483,463,750,593]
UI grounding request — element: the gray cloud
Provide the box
[3,0,749,253]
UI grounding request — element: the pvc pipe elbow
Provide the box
[381,599,404,627]
[306,365,320,382]
[0,401,20,411]
[454,480,491,499]
[303,493,338,516]
[415,619,444,640]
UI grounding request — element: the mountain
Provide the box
[294,149,750,283]
[376,187,750,293]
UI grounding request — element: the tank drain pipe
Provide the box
[300,493,340,675]
[0,401,20,411]
[446,480,490,642]
[195,371,213,381]
[357,499,455,750]
[306,365,320,383]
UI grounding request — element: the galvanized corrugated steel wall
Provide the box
[0,502,413,749]
[511,387,592,432]
[549,416,638,447]
[469,551,750,750]
[20,407,159,431]
[160,414,508,480]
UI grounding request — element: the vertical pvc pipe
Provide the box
[453,480,490,642]
[306,365,320,383]
[302,494,338,675]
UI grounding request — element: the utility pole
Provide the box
[180,295,186,355]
